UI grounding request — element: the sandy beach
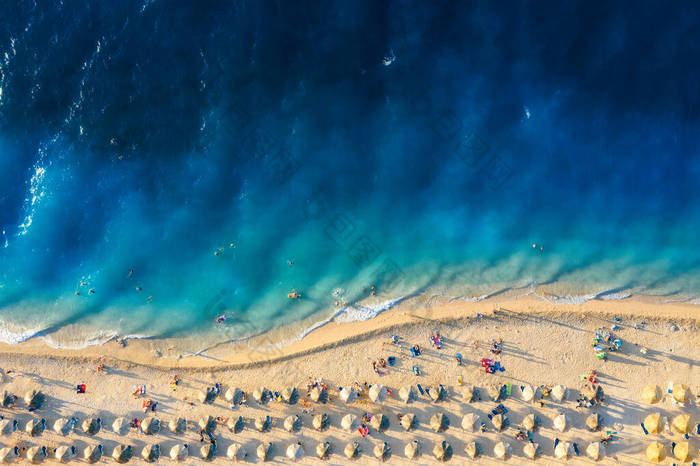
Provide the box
[0,296,698,464]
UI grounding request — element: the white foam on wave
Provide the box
[542,288,634,305]
[333,297,406,323]
[0,326,41,344]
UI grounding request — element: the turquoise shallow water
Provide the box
[0,1,699,347]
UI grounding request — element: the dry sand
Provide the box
[0,296,698,464]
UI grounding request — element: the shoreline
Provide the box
[1,294,698,370]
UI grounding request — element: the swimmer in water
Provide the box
[147,296,153,302]
[216,315,226,324]
[75,291,80,296]
[89,289,96,294]
[80,281,88,286]
[128,269,134,278]
[136,286,142,291]
[287,260,293,266]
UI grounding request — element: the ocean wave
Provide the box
[333,297,407,323]
[541,288,634,305]
[0,326,41,344]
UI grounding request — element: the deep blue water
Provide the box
[1,1,699,346]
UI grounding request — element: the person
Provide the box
[128,269,134,278]
[287,260,293,266]
[216,315,226,324]
[76,384,86,394]
[455,353,463,365]
[170,374,180,391]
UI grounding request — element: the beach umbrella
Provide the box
[286,442,304,461]
[256,443,271,461]
[0,419,17,435]
[524,442,538,459]
[170,444,188,461]
[0,446,18,462]
[672,414,691,434]
[313,413,329,430]
[494,441,510,460]
[586,412,599,431]
[341,414,358,431]
[140,417,160,435]
[227,443,246,461]
[82,417,102,435]
[282,387,297,404]
[255,415,271,432]
[54,417,75,436]
[26,446,47,463]
[25,417,46,436]
[405,440,420,459]
[24,389,45,411]
[344,442,359,459]
[253,386,267,403]
[644,413,662,433]
[224,387,235,402]
[310,386,325,402]
[465,441,478,459]
[197,389,215,404]
[227,416,244,433]
[112,445,132,463]
[373,442,391,461]
[1,391,17,408]
[553,413,566,432]
[554,442,569,459]
[581,384,601,401]
[672,384,689,404]
[586,441,601,460]
[141,444,160,462]
[284,414,301,432]
[552,385,567,401]
[646,442,665,463]
[54,446,75,463]
[112,417,129,435]
[523,413,536,431]
[433,441,452,462]
[674,441,690,462]
[642,384,660,404]
[430,412,449,432]
[83,445,103,463]
[521,385,535,402]
[487,384,502,401]
[400,413,416,431]
[429,385,446,402]
[316,442,331,459]
[169,417,186,434]
[339,386,356,404]
[491,413,504,431]
[462,413,478,431]
[462,385,475,402]
[399,386,414,403]
[199,415,215,433]
[369,384,388,403]
[200,442,216,460]
[370,413,388,431]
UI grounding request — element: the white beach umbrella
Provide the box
[169,417,186,434]
[310,386,325,402]
[554,442,570,459]
[433,441,452,462]
[523,413,536,431]
[462,385,475,402]
[373,442,391,460]
[253,386,267,403]
[0,447,18,463]
[112,444,132,463]
[341,414,357,431]
[54,417,75,436]
[200,442,216,460]
[54,445,75,463]
[521,385,535,402]
[256,442,272,461]
[26,446,47,463]
[672,383,689,404]
[316,442,331,459]
[672,414,691,434]
[83,445,103,463]
[641,384,660,404]
[344,442,359,459]
[370,413,388,431]
[487,384,502,401]
[313,413,329,430]
[399,386,414,403]
[400,413,416,430]
[198,415,215,433]
[369,384,388,403]
[586,412,599,431]
[494,441,510,460]
[169,444,188,461]
[524,442,538,459]
[0,419,16,435]
[255,415,271,432]
[140,417,160,435]
[462,413,478,431]
[227,416,244,433]
[428,385,445,402]
[465,441,478,459]
[286,442,303,461]
[82,417,101,435]
[24,389,45,410]
[141,444,160,463]
[405,440,420,459]
[25,417,46,436]
[282,387,297,403]
[284,414,301,432]
[430,413,449,432]
[227,443,246,461]
[552,384,567,401]
[491,413,504,431]
[586,442,601,460]
[553,413,567,432]
[339,386,356,403]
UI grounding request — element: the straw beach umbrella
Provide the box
[586,442,601,460]
[552,385,567,401]
[369,384,388,403]
[316,442,330,459]
[227,443,246,461]
[24,390,45,411]
[430,412,449,432]
[82,417,101,435]
[255,415,271,432]
[140,417,160,435]
[253,387,267,403]
[433,441,452,462]
[465,441,478,459]
[523,413,536,431]
[674,441,690,462]
[54,446,75,463]
[553,413,567,432]
[169,417,186,434]
[494,441,510,460]
[341,414,357,431]
[462,413,478,431]
[282,387,297,404]
[344,442,359,459]
[554,442,569,459]
[199,415,215,433]
[83,445,103,463]
[373,442,391,461]
[0,446,18,463]
[399,386,414,403]
[227,416,244,433]
[400,413,416,430]
[405,441,420,459]
[141,444,160,462]
[429,385,445,402]
[462,385,475,402]
[644,413,662,433]
[672,384,689,404]
[672,414,691,434]
[642,384,660,404]
[646,442,665,463]
[256,442,271,461]
[340,386,356,404]
[54,417,75,436]
[370,413,388,431]
[284,414,301,432]
[1,391,17,408]
[313,413,329,430]
[491,413,504,431]
[310,386,325,402]
[524,442,539,459]
[0,419,17,435]
[112,444,132,463]
[200,442,216,460]
[25,418,46,436]
[487,384,502,401]
[26,446,47,463]
[286,442,303,461]
[586,412,599,431]
[521,385,535,402]
[170,444,188,461]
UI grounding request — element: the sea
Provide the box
[1,1,698,349]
